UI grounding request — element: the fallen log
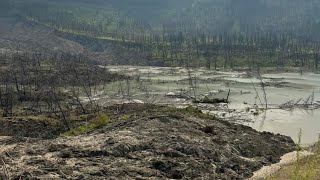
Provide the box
[192,96,228,104]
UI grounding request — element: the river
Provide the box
[92,66,320,144]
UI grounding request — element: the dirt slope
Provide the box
[0,105,294,179]
[0,17,150,65]
[0,18,84,54]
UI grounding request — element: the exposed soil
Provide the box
[55,31,153,66]
[0,117,65,139]
[0,17,151,66]
[0,104,295,179]
[0,18,84,54]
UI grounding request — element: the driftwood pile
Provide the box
[279,93,320,110]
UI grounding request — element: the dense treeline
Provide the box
[2,0,320,70]
[23,0,320,38]
[0,0,12,16]
[11,0,320,39]
[112,31,320,70]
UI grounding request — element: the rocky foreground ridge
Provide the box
[0,104,295,179]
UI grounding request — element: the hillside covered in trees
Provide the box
[7,0,320,37]
[2,0,320,69]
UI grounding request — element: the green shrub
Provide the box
[120,114,130,121]
[90,113,110,127]
[62,113,110,136]
[184,106,216,120]
[185,106,202,114]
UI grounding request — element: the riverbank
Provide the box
[0,104,295,179]
[250,142,320,180]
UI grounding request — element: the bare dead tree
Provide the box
[257,70,268,109]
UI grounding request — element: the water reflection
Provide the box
[250,108,320,144]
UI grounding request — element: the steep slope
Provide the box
[0,18,84,54]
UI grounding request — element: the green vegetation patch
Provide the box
[62,113,110,136]
[163,105,216,120]
[120,114,130,121]
[184,106,216,120]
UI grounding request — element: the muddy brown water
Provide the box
[90,66,320,144]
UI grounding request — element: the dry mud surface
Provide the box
[0,104,295,179]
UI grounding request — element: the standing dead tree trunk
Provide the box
[257,70,268,109]
[46,90,70,131]
[0,85,14,117]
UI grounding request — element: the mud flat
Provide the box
[99,66,320,144]
[0,104,295,179]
